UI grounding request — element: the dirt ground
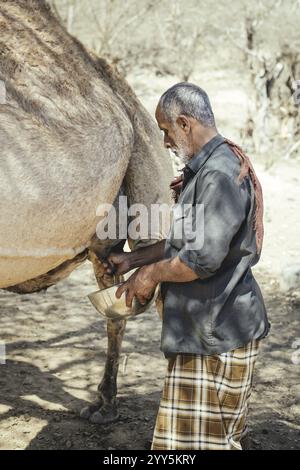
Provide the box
[0,158,299,450]
[0,266,300,450]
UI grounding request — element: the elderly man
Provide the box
[104,83,270,450]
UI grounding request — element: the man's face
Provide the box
[155,106,193,164]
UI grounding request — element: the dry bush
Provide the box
[50,0,227,77]
[50,0,300,160]
[226,0,300,159]
[50,0,160,74]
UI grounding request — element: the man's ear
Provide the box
[176,115,191,134]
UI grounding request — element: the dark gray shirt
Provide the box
[160,134,270,357]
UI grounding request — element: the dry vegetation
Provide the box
[50,0,300,160]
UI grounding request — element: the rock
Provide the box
[65,440,72,449]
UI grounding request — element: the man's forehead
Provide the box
[155,105,169,129]
[155,105,163,121]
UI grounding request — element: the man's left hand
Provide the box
[115,265,158,308]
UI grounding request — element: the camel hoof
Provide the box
[89,407,119,425]
[80,403,102,420]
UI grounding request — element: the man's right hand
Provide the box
[103,240,166,277]
[103,252,133,276]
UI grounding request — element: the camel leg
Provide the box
[80,250,126,424]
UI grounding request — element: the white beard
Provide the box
[176,150,190,166]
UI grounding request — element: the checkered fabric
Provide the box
[151,339,260,450]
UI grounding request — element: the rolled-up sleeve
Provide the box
[178,170,248,279]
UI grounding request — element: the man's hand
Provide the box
[115,265,158,308]
[103,252,133,275]
[103,240,166,276]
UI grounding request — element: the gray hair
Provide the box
[158,82,216,128]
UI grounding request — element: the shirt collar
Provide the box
[186,134,225,174]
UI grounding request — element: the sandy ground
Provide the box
[0,260,299,450]
[0,70,299,450]
[0,157,299,450]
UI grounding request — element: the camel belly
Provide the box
[2,249,89,293]
[0,254,74,288]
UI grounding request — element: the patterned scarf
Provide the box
[169,139,264,254]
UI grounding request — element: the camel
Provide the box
[0,0,173,424]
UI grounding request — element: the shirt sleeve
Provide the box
[178,170,248,279]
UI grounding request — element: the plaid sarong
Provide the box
[151,339,260,450]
